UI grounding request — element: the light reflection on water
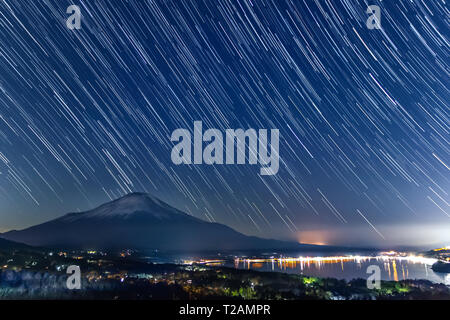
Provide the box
[225,255,450,285]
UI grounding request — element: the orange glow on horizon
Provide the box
[296,230,331,246]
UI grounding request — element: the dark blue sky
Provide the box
[0,0,448,247]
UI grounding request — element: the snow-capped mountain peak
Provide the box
[62,193,184,221]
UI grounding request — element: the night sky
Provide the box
[0,0,448,247]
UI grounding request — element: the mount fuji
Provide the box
[0,193,318,252]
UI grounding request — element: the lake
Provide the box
[177,252,450,286]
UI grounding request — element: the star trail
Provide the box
[0,0,448,247]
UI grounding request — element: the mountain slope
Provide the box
[0,237,35,250]
[1,193,316,252]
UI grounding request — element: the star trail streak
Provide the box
[0,0,448,246]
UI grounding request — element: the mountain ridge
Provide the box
[1,192,321,252]
[0,237,36,250]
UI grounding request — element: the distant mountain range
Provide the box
[0,237,34,250]
[0,193,322,252]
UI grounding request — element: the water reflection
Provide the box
[231,255,449,285]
